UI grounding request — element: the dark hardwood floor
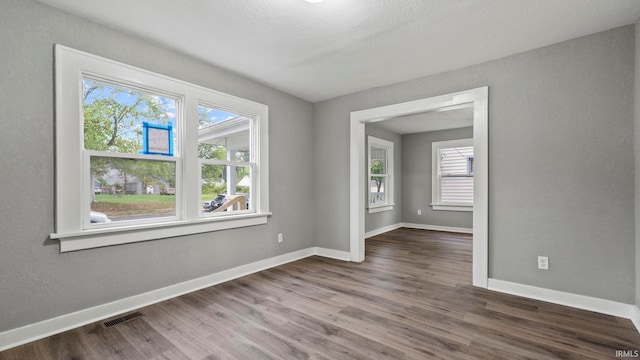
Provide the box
[2,228,639,359]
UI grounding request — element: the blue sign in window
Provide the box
[141,121,173,156]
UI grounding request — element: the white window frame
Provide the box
[197,108,255,217]
[367,136,394,213]
[431,138,473,212]
[51,45,270,252]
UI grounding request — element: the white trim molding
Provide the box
[401,223,473,234]
[0,247,350,352]
[430,204,473,212]
[632,306,640,332]
[489,279,640,332]
[313,247,352,261]
[350,86,489,287]
[368,205,394,214]
[365,223,403,238]
[365,223,472,239]
[55,214,271,252]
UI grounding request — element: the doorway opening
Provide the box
[349,87,489,288]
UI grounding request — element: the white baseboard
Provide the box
[401,222,473,234]
[365,223,403,238]
[0,246,350,352]
[488,278,639,331]
[313,247,352,261]
[631,306,640,332]
[5,250,635,353]
[365,222,472,239]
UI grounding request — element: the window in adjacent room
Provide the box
[368,136,394,213]
[431,138,474,211]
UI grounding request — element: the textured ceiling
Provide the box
[37,0,640,102]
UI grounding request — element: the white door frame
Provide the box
[349,86,489,288]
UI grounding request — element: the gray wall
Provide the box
[364,123,402,233]
[314,26,635,303]
[0,0,314,332]
[402,127,473,229]
[1,0,637,337]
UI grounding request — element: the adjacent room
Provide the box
[1,0,640,358]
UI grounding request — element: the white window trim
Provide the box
[197,112,255,217]
[51,45,270,252]
[367,136,394,213]
[431,138,473,212]
[350,86,488,288]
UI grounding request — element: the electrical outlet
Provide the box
[277,233,283,243]
[417,209,422,215]
[537,256,549,270]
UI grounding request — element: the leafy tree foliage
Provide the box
[83,80,175,191]
[84,84,250,197]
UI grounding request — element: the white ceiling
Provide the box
[37,0,640,102]
[372,105,473,135]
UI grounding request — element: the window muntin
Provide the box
[432,138,474,211]
[368,136,394,212]
[53,45,269,251]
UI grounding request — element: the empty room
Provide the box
[1,0,640,359]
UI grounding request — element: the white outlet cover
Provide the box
[537,256,549,270]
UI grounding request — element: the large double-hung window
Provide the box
[52,45,269,252]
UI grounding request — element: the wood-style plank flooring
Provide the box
[2,228,639,359]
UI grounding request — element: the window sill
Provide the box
[430,204,473,212]
[51,212,271,252]
[368,204,395,214]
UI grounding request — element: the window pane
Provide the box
[198,105,251,162]
[440,146,473,175]
[197,105,241,128]
[441,176,474,204]
[370,159,386,175]
[370,147,386,174]
[370,176,386,204]
[201,164,252,214]
[90,156,176,223]
[83,79,177,154]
